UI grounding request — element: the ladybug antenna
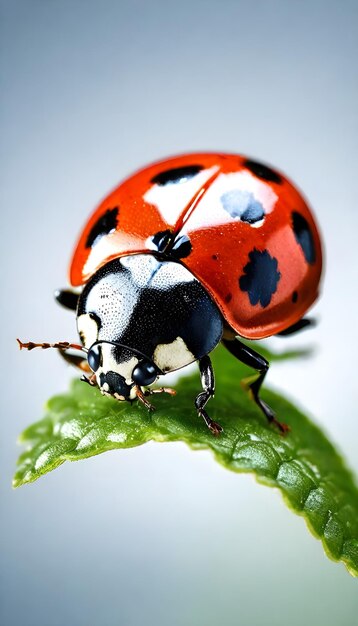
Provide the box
[17,338,88,354]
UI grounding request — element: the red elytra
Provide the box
[69,153,322,339]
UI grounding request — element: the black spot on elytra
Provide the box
[212,254,218,261]
[225,293,232,303]
[150,230,170,253]
[221,190,265,224]
[171,234,192,258]
[85,207,119,248]
[150,230,192,259]
[150,165,203,186]
[292,212,316,264]
[241,206,264,224]
[243,159,282,184]
[292,291,298,303]
[239,248,281,308]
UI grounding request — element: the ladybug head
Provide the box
[86,340,161,401]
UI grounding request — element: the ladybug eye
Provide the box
[132,361,157,386]
[87,344,102,372]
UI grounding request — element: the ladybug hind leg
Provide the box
[222,338,289,434]
[195,355,223,436]
[277,317,315,336]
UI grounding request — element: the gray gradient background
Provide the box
[1,1,357,624]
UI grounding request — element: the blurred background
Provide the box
[1,0,357,624]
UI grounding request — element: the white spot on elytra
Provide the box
[181,171,278,232]
[144,166,218,224]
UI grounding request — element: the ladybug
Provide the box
[18,153,322,435]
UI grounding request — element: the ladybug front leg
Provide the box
[222,338,289,434]
[80,373,98,387]
[195,355,223,436]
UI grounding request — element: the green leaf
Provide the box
[14,346,358,577]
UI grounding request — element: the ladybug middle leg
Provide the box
[222,338,289,434]
[195,355,223,436]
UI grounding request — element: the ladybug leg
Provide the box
[195,356,223,436]
[54,289,79,311]
[222,339,289,434]
[58,351,91,372]
[144,387,176,396]
[80,373,98,386]
[277,317,315,336]
[135,386,156,411]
